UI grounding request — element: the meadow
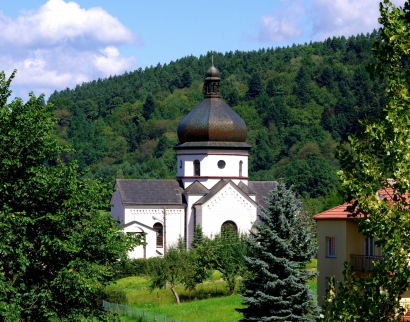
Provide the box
[109,260,317,322]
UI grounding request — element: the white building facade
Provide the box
[111,64,276,258]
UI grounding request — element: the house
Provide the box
[314,194,410,308]
[111,63,276,258]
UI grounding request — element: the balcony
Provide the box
[350,254,383,271]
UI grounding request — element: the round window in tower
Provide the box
[218,160,226,169]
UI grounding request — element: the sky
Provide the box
[0,0,406,100]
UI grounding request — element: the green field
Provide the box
[109,260,318,322]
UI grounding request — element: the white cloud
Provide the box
[256,0,407,43]
[257,2,304,42]
[1,0,141,100]
[310,0,392,40]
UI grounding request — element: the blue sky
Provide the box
[0,0,406,100]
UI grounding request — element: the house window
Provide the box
[365,237,375,257]
[239,160,243,177]
[221,221,238,234]
[326,237,336,258]
[325,277,330,291]
[153,222,163,248]
[194,160,200,176]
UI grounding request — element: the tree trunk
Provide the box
[171,283,180,305]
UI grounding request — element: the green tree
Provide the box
[148,239,198,305]
[210,226,247,295]
[238,181,319,321]
[0,71,141,321]
[142,94,155,120]
[247,72,263,98]
[323,1,410,320]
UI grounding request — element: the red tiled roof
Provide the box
[313,203,353,220]
[313,188,408,221]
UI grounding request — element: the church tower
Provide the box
[175,63,251,190]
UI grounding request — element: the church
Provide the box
[111,63,276,258]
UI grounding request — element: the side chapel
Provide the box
[111,63,276,258]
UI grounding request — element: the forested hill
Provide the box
[48,30,386,211]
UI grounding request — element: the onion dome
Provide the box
[176,64,248,146]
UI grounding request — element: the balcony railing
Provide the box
[350,254,383,271]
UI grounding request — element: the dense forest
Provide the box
[48,30,387,213]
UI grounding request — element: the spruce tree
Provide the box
[238,181,319,321]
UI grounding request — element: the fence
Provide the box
[103,300,184,322]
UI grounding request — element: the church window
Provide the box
[239,160,243,176]
[221,221,238,234]
[217,160,226,169]
[153,222,163,248]
[194,160,200,176]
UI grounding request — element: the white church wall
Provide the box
[123,206,185,255]
[163,208,186,249]
[177,149,249,189]
[199,183,257,238]
[123,223,157,259]
[184,194,206,248]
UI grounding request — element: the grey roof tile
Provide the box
[116,179,183,205]
[237,181,256,195]
[248,181,277,209]
[183,181,210,195]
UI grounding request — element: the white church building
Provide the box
[111,64,276,258]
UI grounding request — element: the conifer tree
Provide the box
[238,181,319,321]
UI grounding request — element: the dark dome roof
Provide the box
[177,98,247,143]
[205,65,220,79]
[177,64,248,145]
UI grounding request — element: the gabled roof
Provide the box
[313,188,408,220]
[313,203,353,220]
[122,220,156,231]
[248,181,277,209]
[194,179,258,207]
[194,179,230,205]
[183,181,210,195]
[115,179,183,205]
[237,181,256,195]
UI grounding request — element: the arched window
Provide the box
[239,160,243,177]
[194,160,200,176]
[221,221,238,234]
[153,222,163,248]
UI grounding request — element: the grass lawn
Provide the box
[112,262,318,322]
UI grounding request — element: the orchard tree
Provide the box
[238,181,318,321]
[322,1,410,320]
[0,71,141,321]
[210,225,248,295]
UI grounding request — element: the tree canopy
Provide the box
[0,70,141,321]
[322,1,410,320]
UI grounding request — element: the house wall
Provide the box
[317,219,384,306]
[317,220,348,306]
[198,182,257,239]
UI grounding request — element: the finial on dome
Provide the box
[204,52,221,98]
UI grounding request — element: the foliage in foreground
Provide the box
[238,181,319,321]
[322,1,410,321]
[0,71,142,321]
